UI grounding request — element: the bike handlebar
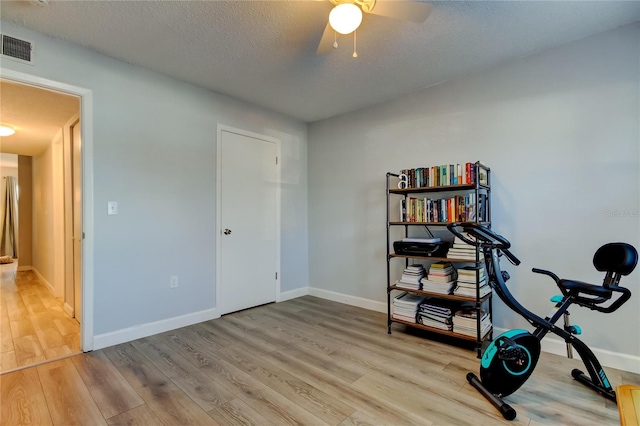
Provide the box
[447,223,520,265]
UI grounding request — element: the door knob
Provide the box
[223,229,232,235]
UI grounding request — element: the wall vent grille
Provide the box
[1,34,34,64]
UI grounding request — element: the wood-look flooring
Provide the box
[0,262,81,374]
[2,295,638,425]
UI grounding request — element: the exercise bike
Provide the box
[447,222,638,421]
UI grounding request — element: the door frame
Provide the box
[1,68,95,351]
[215,124,281,315]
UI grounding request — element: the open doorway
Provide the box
[0,79,82,373]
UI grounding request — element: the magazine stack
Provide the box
[453,306,491,337]
[416,299,455,331]
[421,262,456,294]
[447,233,482,261]
[454,266,490,297]
[395,264,426,290]
[392,292,426,323]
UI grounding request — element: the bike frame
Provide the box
[483,246,616,400]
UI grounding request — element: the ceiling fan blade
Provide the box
[368,1,432,23]
[316,22,335,55]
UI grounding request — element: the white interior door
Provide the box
[218,129,278,315]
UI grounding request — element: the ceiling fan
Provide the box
[316,0,433,56]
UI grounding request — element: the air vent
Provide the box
[1,34,35,64]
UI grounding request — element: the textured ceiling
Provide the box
[1,1,639,123]
[0,80,80,156]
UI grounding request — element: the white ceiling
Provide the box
[1,1,638,123]
[0,80,80,156]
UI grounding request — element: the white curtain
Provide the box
[0,176,18,258]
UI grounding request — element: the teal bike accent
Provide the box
[550,295,563,303]
[502,345,532,376]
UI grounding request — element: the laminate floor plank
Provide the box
[258,314,462,391]
[210,316,282,353]
[0,263,81,373]
[207,398,279,426]
[353,371,516,426]
[216,344,355,425]
[36,358,107,425]
[9,318,36,338]
[0,367,53,426]
[154,329,332,426]
[245,325,368,384]
[71,351,145,419]
[220,310,273,331]
[13,335,46,367]
[35,327,66,350]
[193,321,243,348]
[105,404,164,426]
[261,349,432,425]
[131,336,236,411]
[0,351,18,371]
[338,411,385,426]
[103,342,219,426]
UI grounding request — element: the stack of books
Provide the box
[395,264,426,290]
[453,306,491,337]
[417,299,454,331]
[421,262,456,294]
[454,266,490,298]
[447,233,482,261]
[392,292,426,323]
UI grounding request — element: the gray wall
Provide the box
[308,23,640,363]
[0,21,309,336]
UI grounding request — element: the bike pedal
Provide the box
[565,325,582,335]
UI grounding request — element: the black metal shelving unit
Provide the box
[385,162,492,357]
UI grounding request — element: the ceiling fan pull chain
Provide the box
[333,31,338,49]
[353,30,358,58]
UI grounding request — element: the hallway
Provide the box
[0,261,80,373]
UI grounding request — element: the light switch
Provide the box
[107,201,118,215]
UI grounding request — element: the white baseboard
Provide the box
[63,303,75,318]
[278,286,309,302]
[32,267,55,295]
[493,327,640,374]
[17,265,32,271]
[308,287,386,313]
[93,308,219,351]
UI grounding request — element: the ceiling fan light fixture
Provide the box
[0,125,16,137]
[329,3,363,35]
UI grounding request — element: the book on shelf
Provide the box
[400,194,481,223]
[417,316,453,331]
[420,280,456,295]
[399,162,483,189]
[392,313,418,323]
[418,298,457,316]
[416,298,458,330]
[457,265,485,278]
[393,292,426,323]
[395,264,426,290]
[453,307,491,336]
[453,283,491,298]
[453,307,490,325]
[447,235,482,260]
[453,322,492,338]
[427,262,456,281]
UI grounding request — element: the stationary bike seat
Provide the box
[557,242,637,303]
[558,279,612,298]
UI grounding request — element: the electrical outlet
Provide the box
[170,276,178,288]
